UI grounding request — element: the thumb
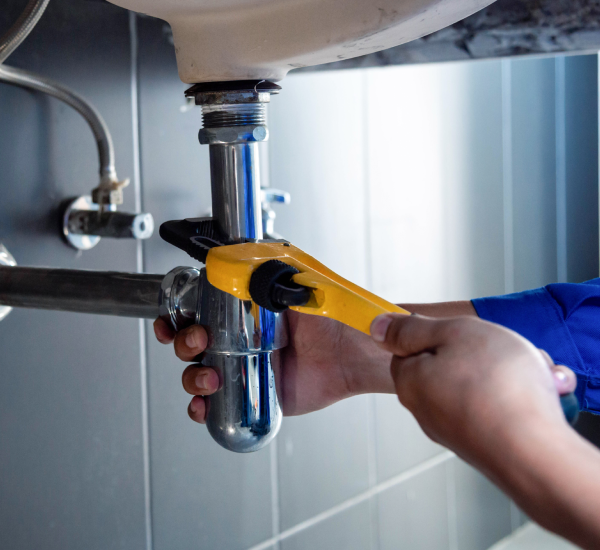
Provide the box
[370,313,449,357]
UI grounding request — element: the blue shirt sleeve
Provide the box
[472,279,600,414]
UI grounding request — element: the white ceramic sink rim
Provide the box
[108,0,495,83]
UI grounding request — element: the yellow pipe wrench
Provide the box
[205,241,410,335]
[206,242,580,424]
[160,218,579,423]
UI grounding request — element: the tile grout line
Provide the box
[270,439,281,550]
[246,451,455,550]
[129,12,153,550]
[503,58,523,532]
[487,523,533,550]
[361,65,374,293]
[446,457,458,550]
[555,56,567,283]
[366,394,380,550]
[501,59,515,295]
[362,72,377,491]
[510,501,522,532]
[361,70,381,550]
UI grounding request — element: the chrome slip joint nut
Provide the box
[158,266,202,332]
[198,125,268,145]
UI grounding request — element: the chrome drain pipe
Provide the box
[0,266,163,319]
[179,80,286,453]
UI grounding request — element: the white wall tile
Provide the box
[276,396,371,530]
[378,462,450,550]
[268,71,372,530]
[280,500,373,550]
[452,458,512,550]
[510,58,558,291]
[268,70,368,287]
[365,64,448,303]
[374,394,443,483]
[365,61,505,304]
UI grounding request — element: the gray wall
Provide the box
[0,1,598,549]
[0,2,147,549]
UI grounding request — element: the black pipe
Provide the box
[0,266,163,319]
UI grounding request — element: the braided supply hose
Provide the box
[0,0,50,64]
[0,64,117,184]
[0,0,126,198]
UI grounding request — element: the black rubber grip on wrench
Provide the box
[249,260,312,312]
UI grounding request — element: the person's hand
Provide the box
[370,313,577,472]
[370,313,600,550]
[154,317,219,423]
[154,310,394,424]
[153,299,479,424]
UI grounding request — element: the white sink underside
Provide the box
[109,0,496,83]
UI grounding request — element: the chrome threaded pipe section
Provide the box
[193,83,275,243]
[201,103,266,128]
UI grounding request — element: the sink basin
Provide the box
[109,0,494,85]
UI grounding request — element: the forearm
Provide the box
[483,424,600,549]
[346,300,477,395]
[399,300,477,318]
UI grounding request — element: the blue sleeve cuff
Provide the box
[472,288,600,414]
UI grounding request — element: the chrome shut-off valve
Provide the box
[62,196,154,251]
